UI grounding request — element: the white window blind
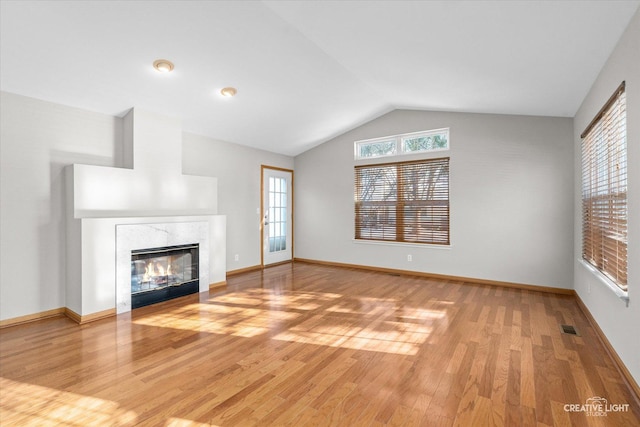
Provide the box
[581,81,627,290]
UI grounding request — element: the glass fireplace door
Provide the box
[131,244,199,308]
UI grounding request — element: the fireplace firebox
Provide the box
[131,244,199,309]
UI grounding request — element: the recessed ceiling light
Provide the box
[153,59,174,73]
[220,87,237,97]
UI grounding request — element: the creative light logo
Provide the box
[564,396,629,417]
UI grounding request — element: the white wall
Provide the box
[0,92,122,320]
[71,108,218,218]
[573,9,640,385]
[182,133,293,272]
[294,109,574,289]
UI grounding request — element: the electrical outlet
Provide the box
[407,254,412,262]
[234,254,239,261]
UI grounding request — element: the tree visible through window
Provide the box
[355,158,449,245]
[355,129,449,160]
[402,133,448,153]
[357,140,396,159]
[581,81,627,291]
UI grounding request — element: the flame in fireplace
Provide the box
[143,262,154,282]
[143,261,172,282]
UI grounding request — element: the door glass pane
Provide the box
[269,177,287,253]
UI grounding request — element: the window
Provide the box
[355,157,449,245]
[581,81,627,291]
[355,138,397,159]
[355,128,449,159]
[402,130,449,154]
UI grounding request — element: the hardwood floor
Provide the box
[1,262,638,426]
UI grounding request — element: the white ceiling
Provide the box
[1,1,638,156]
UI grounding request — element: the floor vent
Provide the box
[560,324,580,336]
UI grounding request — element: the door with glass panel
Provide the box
[262,166,293,266]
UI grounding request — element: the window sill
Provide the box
[353,239,452,250]
[579,259,629,306]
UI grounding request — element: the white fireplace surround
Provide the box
[65,108,226,318]
[116,221,210,314]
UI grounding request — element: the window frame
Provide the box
[354,137,398,160]
[580,81,627,293]
[354,128,449,160]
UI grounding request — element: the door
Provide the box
[262,166,293,266]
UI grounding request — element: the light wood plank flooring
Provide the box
[1,262,639,426]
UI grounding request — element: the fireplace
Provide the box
[131,243,199,309]
[67,109,224,319]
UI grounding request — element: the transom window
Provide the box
[355,157,450,245]
[581,81,627,291]
[355,128,449,160]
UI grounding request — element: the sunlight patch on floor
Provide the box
[395,306,448,321]
[133,299,300,337]
[272,318,434,356]
[165,417,218,427]
[0,377,138,426]
[132,289,347,337]
[209,288,342,311]
[132,289,446,348]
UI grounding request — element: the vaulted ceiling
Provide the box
[1,1,638,156]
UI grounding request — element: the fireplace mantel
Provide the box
[64,108,225,321]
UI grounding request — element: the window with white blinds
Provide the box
[355,157,449,245]
[581,81,627,291]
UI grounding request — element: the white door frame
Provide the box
[261,165,294,267]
